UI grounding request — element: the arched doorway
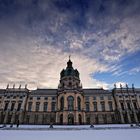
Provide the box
[60,114,63,124]
[78,114,82,124]
[68,114,74,125]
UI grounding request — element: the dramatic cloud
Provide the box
[0,0,140,89]
[129,67,140,75]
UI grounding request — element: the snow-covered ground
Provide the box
[0,124,134,128]
[0,125,140,140]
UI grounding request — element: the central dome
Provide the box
[60,58,79,79]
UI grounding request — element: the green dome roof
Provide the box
[60,59,79,78]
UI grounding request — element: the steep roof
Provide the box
[83,88,111,95]
[30,89,57,96]
[0,89,5,95]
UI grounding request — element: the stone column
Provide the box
[56,112,59,124]
[40,98,43,112]
[64,93,67,111]
[19,95,27,124]
[115,96,125,123]
[83,96,86,124]
[0,97,4,124]
[57,95,60,111]
[56,94,60,124]
[122,97,131,123]
[75,93,78,110]
[63,111,67,125]
[10,110,16,124]
[126,88,138,123]
[74,93,78,124]
[4,101,12,124]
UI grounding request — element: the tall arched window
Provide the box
[77,97,81,111]
[67,96,74,111]
[60,97,64,111]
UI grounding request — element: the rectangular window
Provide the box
[125,95,128,98]
[4,102,9,111]
[108,96,112,100]
[131,96,134,98]
[93,96,96,100]
[120,102,124,110]
[52,97,56,100]
[36,102,40,111]
[127,102,131,110]
[7,96,10,99]
[101,102,105,111]
[85,96,89,102]
[35,114,38,123]
[111,114,115,123]
[93,102,97,111]
[37,97,40,100]
[44,102,48,111]
[11,102,15,111]
[17,103,22,111]
[133,102,137,110]
[86,103,90,111]
[108,102,113,111]
[45,97,48,100]
[26,115,30,124]
[100,95,104,100]
[51,102,55,111]
[28,102,32,111]
[13,96,16,99]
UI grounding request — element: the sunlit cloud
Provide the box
[0,0,140,89]
[115,82,127,88]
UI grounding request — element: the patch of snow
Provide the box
[0,129,140,140]
[0,124,132,129]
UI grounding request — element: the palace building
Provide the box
[0,59,140,125]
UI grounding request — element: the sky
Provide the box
[0,0,140,89]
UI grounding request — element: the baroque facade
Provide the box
[0,59,140,125]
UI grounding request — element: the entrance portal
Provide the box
[68,114,74,125]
